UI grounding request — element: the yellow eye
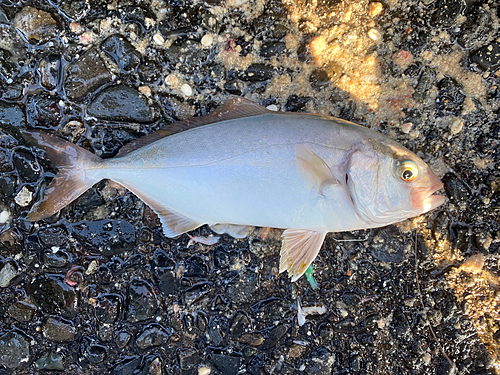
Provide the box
[399,160,418,182]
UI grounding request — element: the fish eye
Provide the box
[398,160,418,182]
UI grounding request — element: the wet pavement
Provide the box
[0,0,499,374]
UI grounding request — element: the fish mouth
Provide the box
[411,167,446,213]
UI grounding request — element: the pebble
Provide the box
[101,34,142,73]
[153,33,165,46]
[368,28,382,42]
[201,33,213,47]
[0,331,30,369]
[450,118,464,134]
[13,6,59,45]
[471,42,500,70]
[0,210,9,223]
[181,83,193,97]
[7,301,36,322]
[126,279,159,323]
[15,186,33,207]
[136,323,170,349]
[36,351,64,370]
[87,85,159,123]
[0,102,26,128]
[64,48,112,100]
[38,55,61,90]
[0,259,19,287]
[27,273,78,317]
[369,2,383,17]
[42,317,77,342]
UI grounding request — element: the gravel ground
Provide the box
[0,0,499,374]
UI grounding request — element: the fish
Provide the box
[23,97,445,282]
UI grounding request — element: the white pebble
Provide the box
[153,33,165,46]
[181,83,193,97]
[15,186,33,207]
[0,210,9,224]
[450,119,463,134]
[198,366,211,375]
[201,33,213,48]
[400,122,412,134]
[165,74,178,86]
[368,28,382,42]
[85,260,98,275]
[266,104,278,111]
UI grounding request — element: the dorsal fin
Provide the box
[116,97,270,158]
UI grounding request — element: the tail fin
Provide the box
[22,131,103,221]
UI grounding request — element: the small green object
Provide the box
[305,264,318,289]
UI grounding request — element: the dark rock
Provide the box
[238,63,276,82]
[306,347,335,375]
[433,212,451,242]
[59,1,88,20]
[101,34,142,73]
[120,5,156,31]
[126,279,159,323]
[471,42,500,71]
[224,79,243,95]
[435,76,465,115]
[152,249,178,296]
[80,336,107,364]
[136,323,170,349]
[163,40,209,75]
[70,219,136,256]
[27,273,78,317]
[7,301,36,322]
[0,331,30,369]
[457,8,492,50]
[342,292,362,306]
[208,316,225,345]
[431,0,466,28]
[138,59,162,83]
[0,173,17,197]
[334,319,355,333]
[36,351,64,371]
[98,324,114,342]
[177,347,199,370]
[116,331,132,349]
[0,49,18,83]
[309,68,330,90]
[12,147,40,181]
[41,248,69,267]
[13,6,60,45]
[285,95,311,112]
[64,48,112,101]
[0,7,8,24]
[0,149,13,173]
[38,55,61,91]
[442,172,470,203]
[38,226,67,247]
[260,324,289,350]
[184,255,208,278]
[25,93,63,129]
[238,332,264,346]
[413,68,433,103]
[207,348,242,375]
[0,102,26,128]
[42,317,76,342]
[111,356,141,375]
[230,311,251,338]
[95,293,123,323]
[86,85,159,123]
[260,41,287,58]
[370,227,405,263]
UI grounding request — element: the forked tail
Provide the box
[22,131,103,221]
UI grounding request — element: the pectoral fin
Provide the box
[210,223,254,238]
[279,229,327,282]
[295,144,338,194]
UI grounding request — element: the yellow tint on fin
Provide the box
[279,229,327,282]
[295,144,338,194]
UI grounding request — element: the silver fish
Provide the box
[24,98,445,281]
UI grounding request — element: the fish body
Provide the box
[24,98,445,281]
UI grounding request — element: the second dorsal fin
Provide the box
[116,97,270,157]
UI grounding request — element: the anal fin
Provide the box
[115,181,202,238]
[210,223,253,239]
[279,229,327,282]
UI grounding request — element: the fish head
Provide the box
[344,142,445,226]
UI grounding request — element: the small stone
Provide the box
[260,41,286,57]
[126,279,159,323]
[153,33,165,45]
[101,34,142,73]
[199,366,211,375]
[116,331,132,349]
[413,68,433,103]
[0,259,19,287]
[201,33,213,47]
[13,6,59,45]
[0,210,9,224]
[368,28,382,42]
[238,63,276,82]
[369,2,383,17]
[178,347,200,370]
[0,102,26,128]
[42,317,76,342]
[136,324,170,349]
[400,122,412,134]
[36,351,64,371]
[15,186,33,207]
[87,85,159,123]
[471,42,500,70]
[38,55,61,90]
[27,273,78,317]
[181,83,193,97]
[65,48,112,100]
[0,331,30,369]
[238,332,265,346]
[450,118,464,134]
